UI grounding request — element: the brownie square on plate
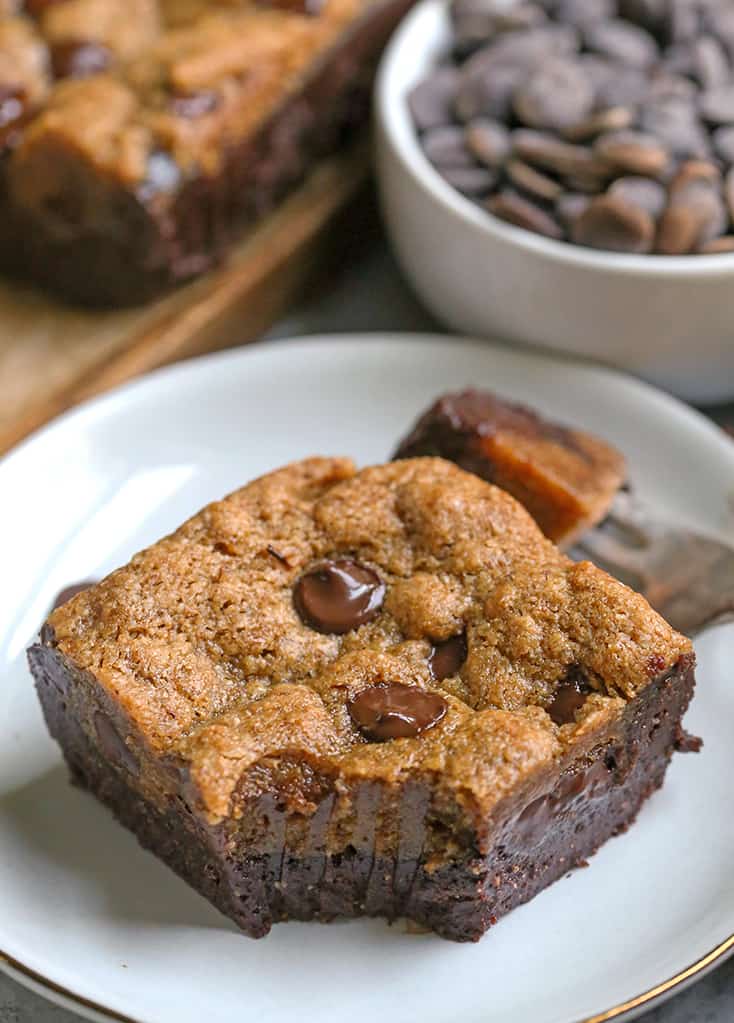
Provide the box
[28,456,696,941]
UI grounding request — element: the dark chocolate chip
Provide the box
[547,672,593,725]
[515,793,555,840]
[455,60,526,123]
[511,129,607,180]
[51,579,95,611]
[555,190,590,231]
[506,158,563,202]
[582,18,659,68]
[51,40,112,79]
[348,683,447,741]
[669,159,722,194]
[294,559,385,634]
[555,0,615,26]
[609,176,667,218]
[640,100,711,159]
[657,181,728,254]
[562,106,634,143]
[513,57,594,131]
[700,83,734,125]
[169,89,220,119]
[487,189,564,239]
[428,631,468,681]
[713,124,734,163]
[440,165,497,196]
[422,125,475,168]
[572,193,655,252]
[692,36,731,90]
[408,68,460,133]
[594,130,670,176]
[465,118,511,168]
[94,712,139,774]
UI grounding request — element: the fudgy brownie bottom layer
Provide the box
[31,646,695,942]
[0,0,412,308]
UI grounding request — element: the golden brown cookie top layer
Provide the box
[47,457,691,823]
[1,0,369,184]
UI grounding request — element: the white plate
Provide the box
[1,335,733,1023]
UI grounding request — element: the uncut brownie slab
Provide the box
[0,0,412,307]
[394,389,627,546]
[28,456,697,942]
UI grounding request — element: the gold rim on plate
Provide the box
[2,932,733,1023]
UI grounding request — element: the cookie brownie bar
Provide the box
[0,0,412,306]
[394,390,627,546]
[28,457,696,942]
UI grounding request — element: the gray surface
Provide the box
[2,209,732,1022]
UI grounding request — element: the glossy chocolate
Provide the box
[428,631,468,681]
[94,712,139,775]
[348,683,447,741]
[51,40,112,79]
[547,671,593,725]
[294,559,385,634]
[169,90,220,119]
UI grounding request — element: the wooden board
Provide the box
[0,143,370,456]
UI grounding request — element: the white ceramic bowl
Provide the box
[375,0,734,404]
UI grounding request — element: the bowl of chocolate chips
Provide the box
[376,0,734,402]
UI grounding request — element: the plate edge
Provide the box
[3,932,734,1023]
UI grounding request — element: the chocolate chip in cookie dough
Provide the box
[547,670,593,725]
[294,559,385,634]
[348,683,447,740]
[428,631,468,681]
[51,40,112,79]
[170,89,220,118]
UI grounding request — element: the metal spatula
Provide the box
[571,491,734,637]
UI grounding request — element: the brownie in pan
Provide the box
[28,456,697,941]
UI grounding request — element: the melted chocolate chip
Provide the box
[348,684,447,741]
[547,670,593,725]
[51,579,95,611]
[94,712,138,775]
[293,559,385,634]
[428,631,468,681]
[51,40,112,79]
[515,755,617,843]
[169,89,220,119]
